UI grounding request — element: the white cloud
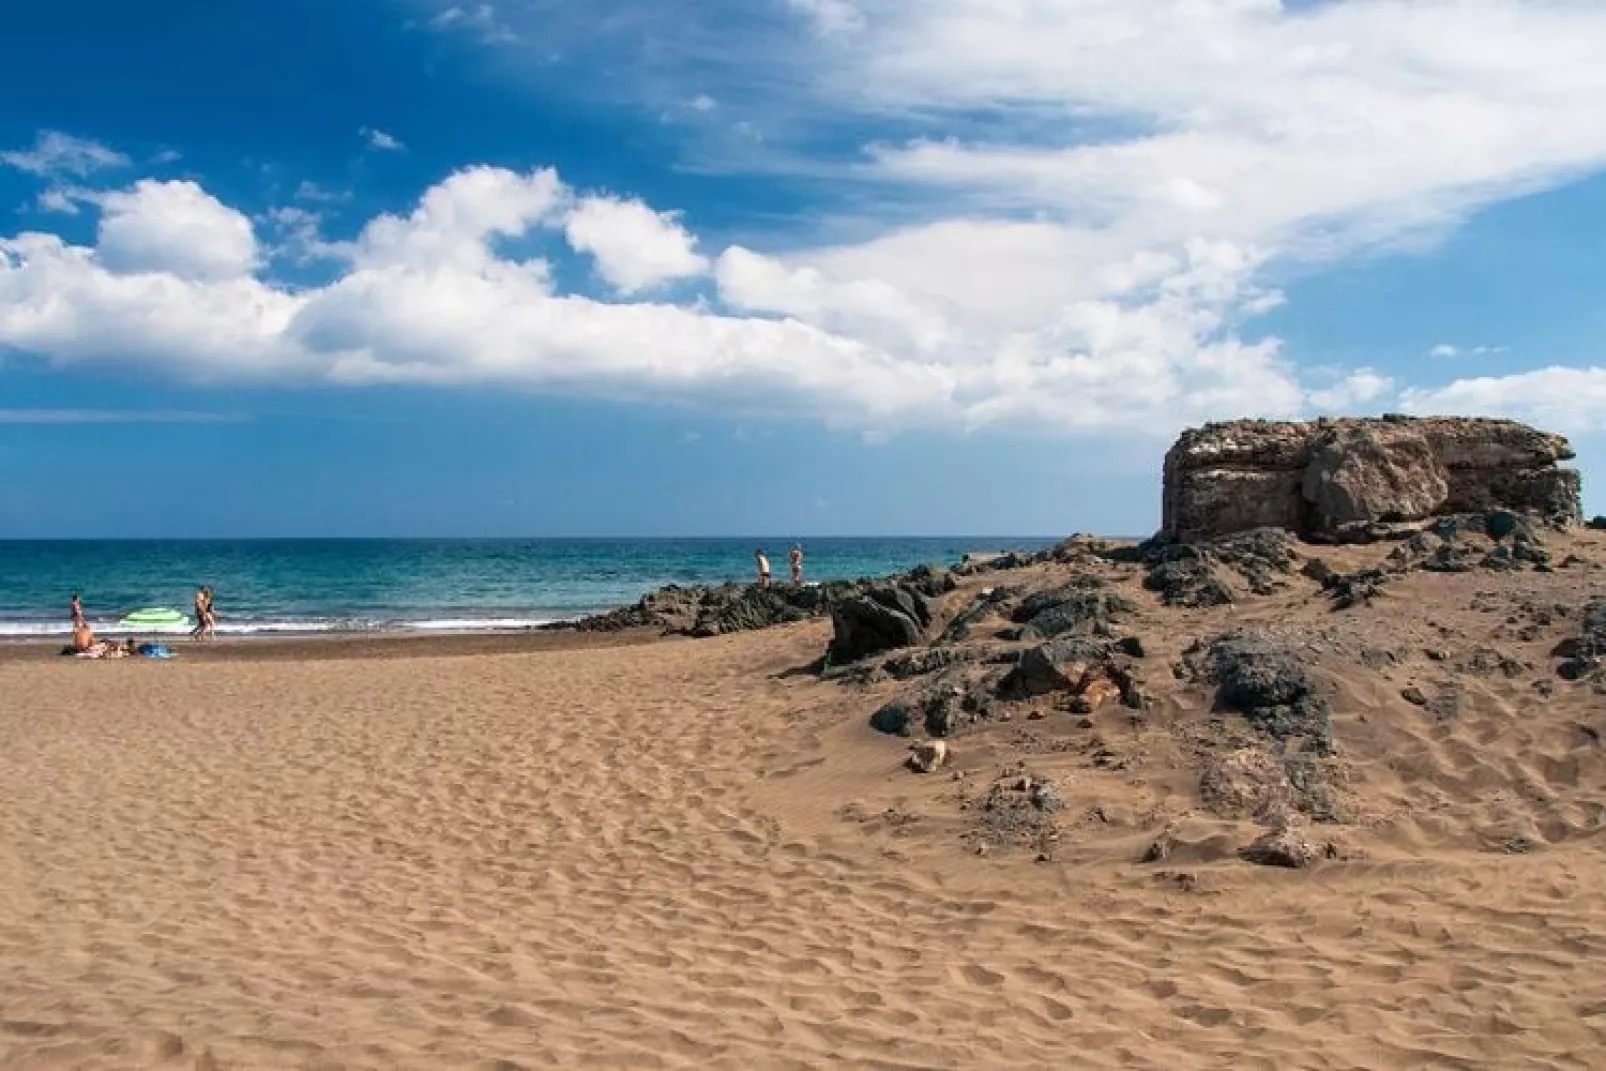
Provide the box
[265,206,341,265]
[0,169,949,421]
[295,181,349,204]
[787,0,862,36]
[428,4,518,44]
[564,195,709,293]
[360,127,405,152]
[96,180,259,281]
[1401,367,1606,433]
[0,131,128,177]
[150,149,183,166]
[12,1,1606,437]
[1428,343,1507,359]
[353,165,565,269]
[1308,369,1395,413]
[690,95,718,113]
[36,188,82,215]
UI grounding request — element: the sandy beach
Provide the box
[5,539,1606,1069]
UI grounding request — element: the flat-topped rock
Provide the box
[1163,416,1579,543]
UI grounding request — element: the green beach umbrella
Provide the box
[118,607,191,629]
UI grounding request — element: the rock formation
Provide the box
[1162,416,1580,543]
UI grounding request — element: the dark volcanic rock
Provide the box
[1200,631,1334,755]
[903,562,959,598]
[1322,568,1388,610]
[573,579,860,636]
[1145,555,1235,607]
[1014,582,1136,640]
[941,586,1022,643]
[998,637,1111,699]
[880,646,974,680]
[1557,599,1606,681]
[1143,528,1298,607]
[829,583,934,663]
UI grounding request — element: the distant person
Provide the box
[789,544,804,586]
[70,592,84,629]
[71,619,96,653]
[191,586,216,641]
[754,548,771,588]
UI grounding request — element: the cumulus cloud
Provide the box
[94,180,259,281]
[564,195,709,293]
[1308,370,1395,414]
[0,131,128,177]
[360,127,405,152]
[0,168,950,420]
[1401,367,1606,433]
[11,2,1606,435]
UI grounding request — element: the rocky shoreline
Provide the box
[562,415,1605,872]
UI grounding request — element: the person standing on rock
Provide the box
[789,544,804,586]
[754,548,771,588]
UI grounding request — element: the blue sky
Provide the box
[4,0,1606,537]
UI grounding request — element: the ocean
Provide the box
[0,537,1058,638]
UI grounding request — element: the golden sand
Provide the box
[4,544,1606,1068]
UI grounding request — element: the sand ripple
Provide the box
[4,624,1605,1068]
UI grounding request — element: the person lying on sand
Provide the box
[71,620,96,653]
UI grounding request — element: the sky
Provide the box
[4,0,1606,538]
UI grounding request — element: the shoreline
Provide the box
[0,625,677,663]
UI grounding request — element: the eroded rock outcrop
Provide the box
[1163,416,1580,543]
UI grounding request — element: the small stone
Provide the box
[1401,686,1428,706]
[1239,825,1318,869]
[1026,709,1046,721]
[1426,649,1449,661]
[906,739,949,774]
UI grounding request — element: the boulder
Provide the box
[1301,424,1449,533]
[1198,630,1334,755]
[1014,584,1135,640]
[1163,416,1580,543]
[829,583,930,662]
[1239,825,1320,869]
[999,637,1110,699]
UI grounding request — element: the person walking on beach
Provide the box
[70,592,84,629]
[754,548,771,588]
[191,586,216,640]
[789,544,804,586]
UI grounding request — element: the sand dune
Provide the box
[5,541,1606,1068]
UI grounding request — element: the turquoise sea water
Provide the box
[0,538,1057,637]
